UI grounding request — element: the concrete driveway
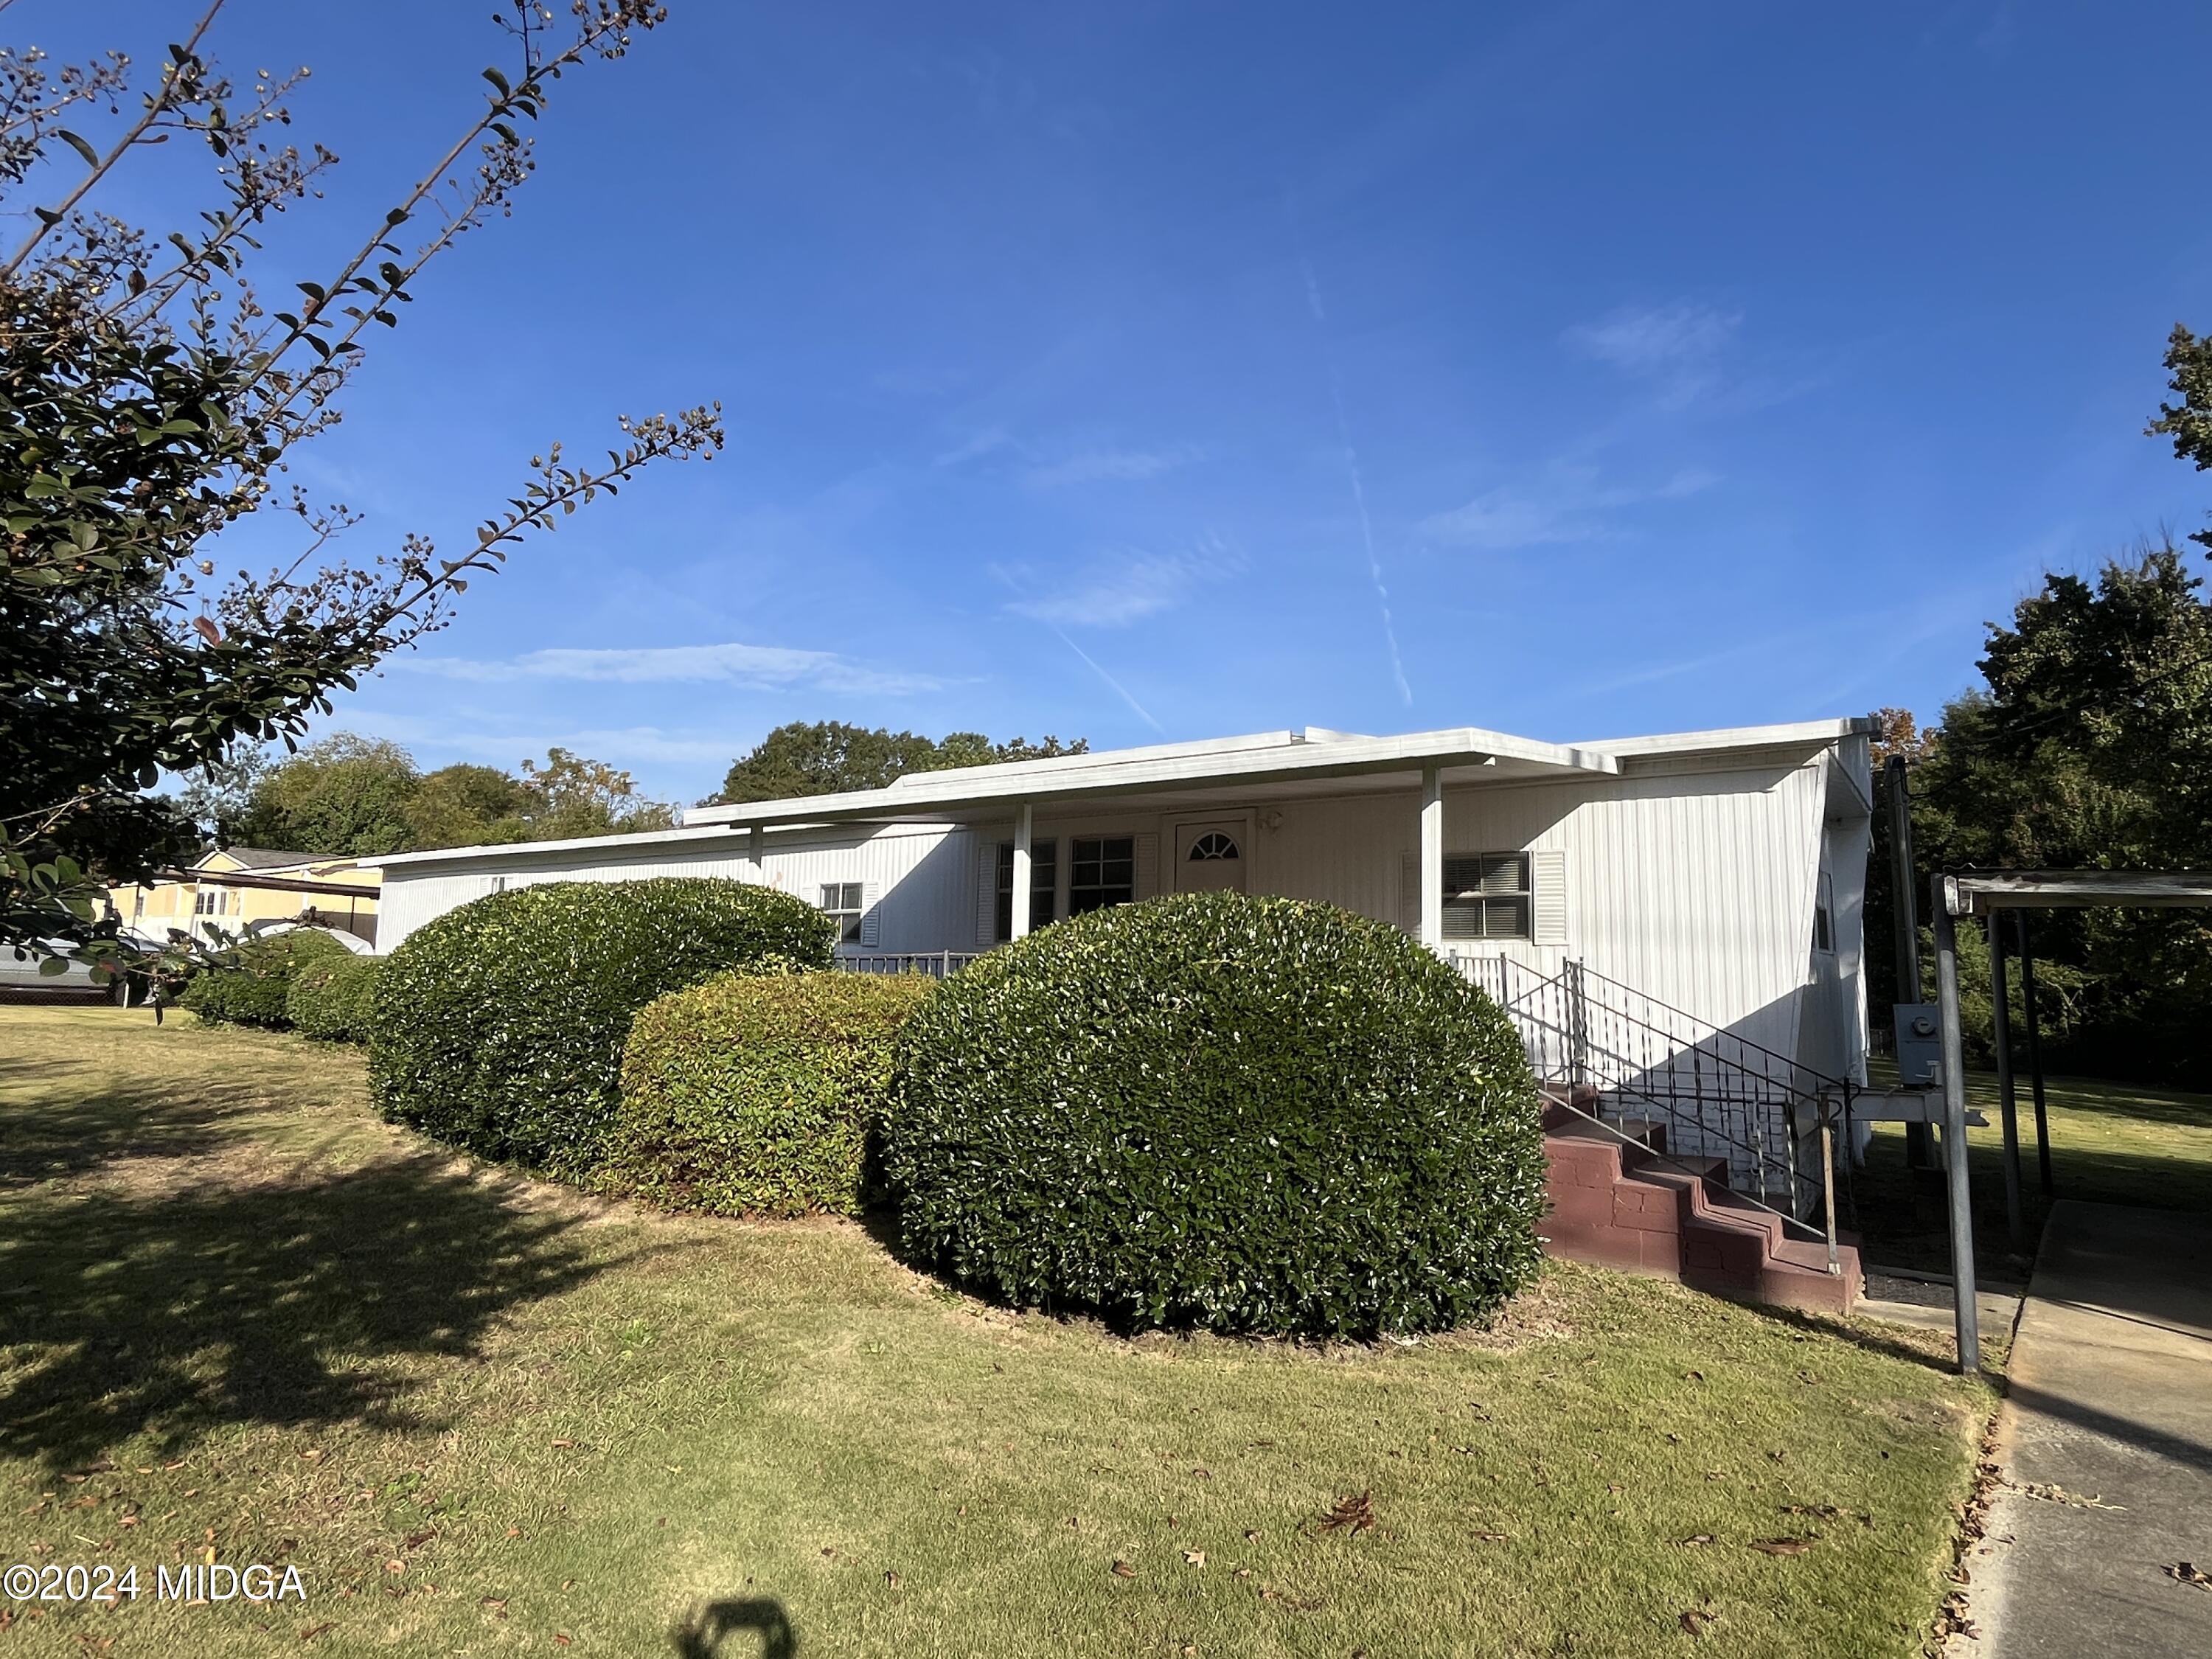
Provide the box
[1952,1201,2212,1657]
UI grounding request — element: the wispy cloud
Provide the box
[931,428,1018,469]
[1419,467,1718,552]
[1564,301,1745,411]
[998,535,1241,628]
[1023,445,1200,488]
[398,641,945,696]
[1566,302,1740,375]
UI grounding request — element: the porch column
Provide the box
[1419,765,1444,951]
[747,824,765,885]
[1010,802,1034,939]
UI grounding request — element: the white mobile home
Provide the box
[370,718,1874,1279]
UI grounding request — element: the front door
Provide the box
[1174,818,1248,894]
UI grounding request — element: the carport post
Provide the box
[1933,880,1980,1373]
[2017,912,2053,1196]
[1989,914,2025,1253]
[1886,756,1931,1166]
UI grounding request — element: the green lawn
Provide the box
[0,1006,1994,1658]
[1851,1063,2212,1280]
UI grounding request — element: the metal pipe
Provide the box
[1989,913,2024,1252]
[1933,880,1980,1373]
[1821,1107,1840,1276]
[2017,911,2053,1195]
[1885,755,1930,1166]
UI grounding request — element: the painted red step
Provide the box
[1537,1105,1860,1315]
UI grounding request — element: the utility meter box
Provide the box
[1893,1003,1942,1087]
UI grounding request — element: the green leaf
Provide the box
[483,66,513,97]
[57,128,100,169]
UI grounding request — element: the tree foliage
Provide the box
[712,721,1088,804]
[225,732,676,854]
[1874,547,2212,1085]
[1,2,720,975]
[2149,324,2212,557]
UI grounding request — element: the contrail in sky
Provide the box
[1300,251,1413,707]
[1049,624,1164,733]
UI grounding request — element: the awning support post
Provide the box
[1933,880,1980,1374]
[1011,802,1034,940]
[1418,765,1444,952]
[1885,756,1931,1166]
[1989,914,2025,1253]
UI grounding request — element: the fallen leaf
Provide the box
[1243,1528,1261,1541]
[1183,1549,1206,1567]
[299,1623,335,1643]
[1685,1370,1705,1382]
[1110,1560,1137,1579]
[1678,1534,1717,1547]
[478,1597,507,1616]
[1233,1567,1252,1579]
[1680,1610,1711,1635]
[549,1439,576,1450]
[383,1560,404,1575]
[1473,1531,1510,1542]
[884,1571,901,1588]
[1751,1537,1812,1556]
[554,1637,571,1649]
[1316,1491,1376,1534]
[403,1529,436,1551]
[2164,1562,2211,1590]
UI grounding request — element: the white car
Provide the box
[0,939,131,1001]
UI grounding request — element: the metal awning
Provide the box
[1941,869,2212,916]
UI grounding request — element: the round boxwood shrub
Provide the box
[369,878,836,1176]
[599,969,938,1217]
[286,954,385,1044]
[179,928,352,1030]
[885,891,1546,1340]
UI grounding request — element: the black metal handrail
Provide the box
[1453,953,1845,1244]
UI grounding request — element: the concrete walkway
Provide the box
[1952,1202,2212,1658]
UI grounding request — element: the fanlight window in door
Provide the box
[1186,832,1240,862]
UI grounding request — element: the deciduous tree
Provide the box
[1,1,721,976]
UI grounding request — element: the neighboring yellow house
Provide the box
[115,847,383,949]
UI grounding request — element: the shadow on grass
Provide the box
[0,1147,615,1474]
[1850,1132,2212,1280]
[670,1596,799,1658]
[0,1057,282,1189]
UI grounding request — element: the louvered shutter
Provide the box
[1399,850,1420,934]
[975,838,1000,946]
[860,881,882,947]
[1133,832,1159,900]
[1532,849,1568,945]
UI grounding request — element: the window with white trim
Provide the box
[818,880,866,945]
[1443,853,1531,942]
[1068,835,1135,916]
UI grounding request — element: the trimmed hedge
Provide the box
[599,970,937,1217]
[179,928,353,1030]
[286,954,384,1044]
[886,891,1547,1340]
[369,878,837,1176]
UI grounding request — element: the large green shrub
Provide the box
[599,970,936,1217]
[369,878,836,1176]
[886,891,1546,1340]
[179,928,352,1030]
[286,954,385,1044]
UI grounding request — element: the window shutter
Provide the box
[1533,849,1568,945]
[860,881,882,947]
[1399,850,1420,935]
[975,838,1000,946]
[1133,832,1159,900]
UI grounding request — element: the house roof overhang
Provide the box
[365,716,1871,873]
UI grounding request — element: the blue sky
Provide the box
[61,1,2212,803]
